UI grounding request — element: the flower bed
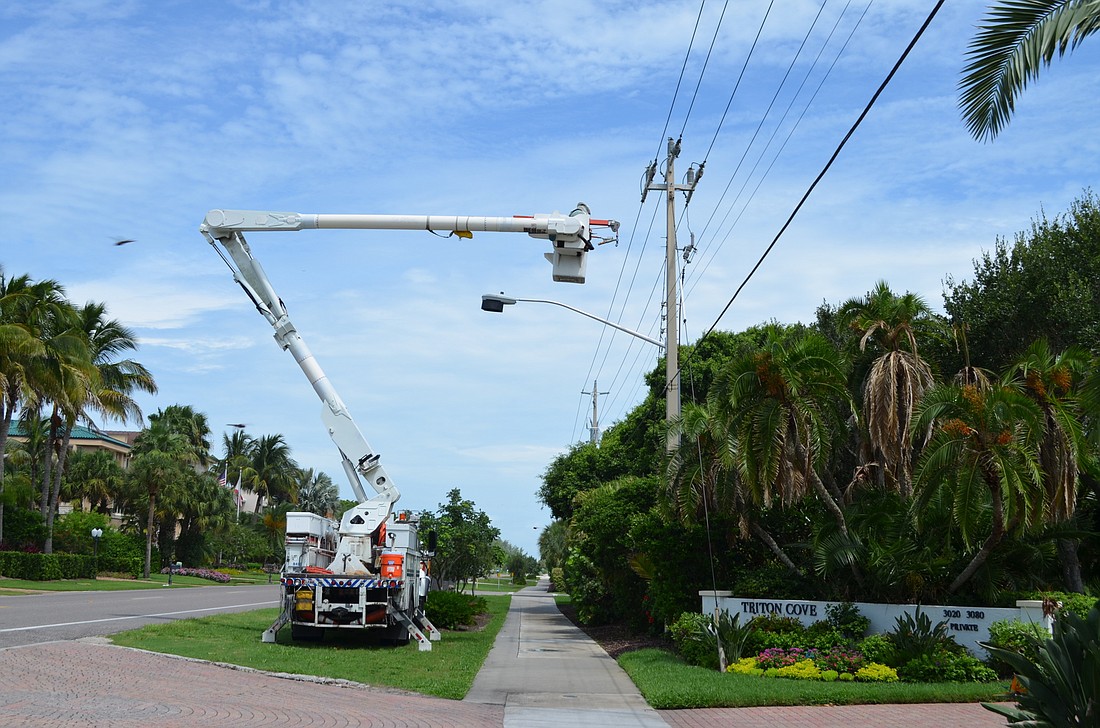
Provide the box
[159,566,231,583]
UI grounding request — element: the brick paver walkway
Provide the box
[0,640,503,727]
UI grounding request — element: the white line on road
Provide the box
[0,601,274,633]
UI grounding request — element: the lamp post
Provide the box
[90,528,102,578]
[480,294,665,348]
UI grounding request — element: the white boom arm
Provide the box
[201,205,617,561]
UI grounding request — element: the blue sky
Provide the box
[3,1,1099,557]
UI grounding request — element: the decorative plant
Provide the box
[981,604,1100,726]
[888,606,957,666]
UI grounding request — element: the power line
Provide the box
[683,0,948,378]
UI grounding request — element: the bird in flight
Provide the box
[114,238,135,246]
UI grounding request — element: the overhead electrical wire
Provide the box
[685,0,872,298]
[676,0,949,383]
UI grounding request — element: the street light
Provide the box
[480,293,664,348]
[90,528,102,578]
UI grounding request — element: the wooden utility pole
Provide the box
[585,380,611,445]
[643,137,702,453]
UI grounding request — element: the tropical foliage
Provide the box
[547,191,1100,637]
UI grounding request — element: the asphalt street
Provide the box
[0,583,280,649]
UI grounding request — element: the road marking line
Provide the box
[0,601,274,633]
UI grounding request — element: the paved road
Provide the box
[0,583,280,648]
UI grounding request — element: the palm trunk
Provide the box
[749,522,803,578]
[1057,538,1085,593]
[43,424,73,554]
[0,390,15,545]
[144,493,156,579]
[948,471,1006,594]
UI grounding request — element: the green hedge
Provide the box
[0,551,96,580]
[0,552,151,581]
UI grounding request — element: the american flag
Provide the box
[218,468,228,488]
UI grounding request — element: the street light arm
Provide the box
[481,293,663,348]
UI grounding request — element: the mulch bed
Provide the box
[556,602,672,659]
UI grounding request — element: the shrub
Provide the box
[821,669,839,682]
[0,551,63,580]
[855,662,899,682]
[744,614,806,653]
[898,649,998,683]
[825,601,870,639]
[775,659,822,680]
[727,657,763,676]
[803,620,847,650]
[838,672,855,681]
[425,590,484,629]
[986,619,1046,677]
[670,612,719,670]
[756,647,819,670]
[815,644,865,674]
[709,610,756,662]
[549,567,564,592]
[857,634,895,665]
[888,607,958,666]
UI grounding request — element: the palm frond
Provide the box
[960,0,1100,140]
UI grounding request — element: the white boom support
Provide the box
[201,204,618,570]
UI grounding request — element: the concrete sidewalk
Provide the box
[464,581,667,727]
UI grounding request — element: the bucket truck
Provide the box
[201,204,618,649]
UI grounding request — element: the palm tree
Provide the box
[667,398,804,577]
[913,381,1047,594]
[148,404,209,468]
[295,467,338,516]
[63,449,124,514]
[838,281,939,497]
[0,268,50,544]
[960,0,1100,141]
[710,328,856,547]
[130,415,199,578]
[246,434,297,517]
[126,450,183,579]
[42,302,155,552]
[1010,340,1092,591]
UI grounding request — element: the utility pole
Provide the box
[584,380,611,445]
[642,137,703,453]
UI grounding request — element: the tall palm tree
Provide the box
[295,467,338,516]
[131,417,192,578]
[42,302,155,552]
[913,381,1046,594]
[1010,339,1092,591]
[246,434,297,517]
[960,0,1100,141]
[838,281,939,497]
[0,268,50,544]
[148,404,209,469]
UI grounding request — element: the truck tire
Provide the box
[291,624,324,642]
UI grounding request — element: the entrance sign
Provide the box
[700,592,1053,658]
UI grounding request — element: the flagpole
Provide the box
[236,467,243,521]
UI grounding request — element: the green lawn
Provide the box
[110,594,511,700]
[0,573,268,593]
[619,648,1011,709]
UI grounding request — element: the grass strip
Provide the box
[110,594,511,700]
[0,574,267,591]
[619,648,1011,709]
